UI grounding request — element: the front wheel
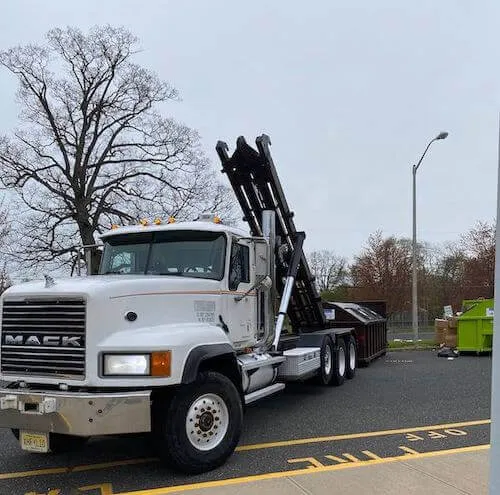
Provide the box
[154,371,243,474]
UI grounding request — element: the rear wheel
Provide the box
[331,338,347,386]
[317,336,335,385]
[11,429,88,453]
[345,335,357,379]
[154,371,243,474]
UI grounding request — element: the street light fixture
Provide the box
[412,131,448,343]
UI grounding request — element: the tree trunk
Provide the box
[78,222,100,275]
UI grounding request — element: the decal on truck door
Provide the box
[194,300,216,323]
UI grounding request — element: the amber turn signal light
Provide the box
[151,351,171,377]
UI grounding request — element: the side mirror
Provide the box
[254,240,269,278]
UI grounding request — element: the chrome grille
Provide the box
[1,298,86,379]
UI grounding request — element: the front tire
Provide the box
[154,371,243,474]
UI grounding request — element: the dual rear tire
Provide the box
[318,334,357,386]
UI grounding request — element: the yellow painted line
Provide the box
[399,446,420,455]
[235,418,491,452]
[362,450,382,460]
[0,419,490,481]
[115,444,490,495]
[0,457,156,481]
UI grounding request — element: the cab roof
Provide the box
[98,220,250,240]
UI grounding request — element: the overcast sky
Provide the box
[1,0,499,259]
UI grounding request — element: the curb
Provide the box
[387,346,437,352]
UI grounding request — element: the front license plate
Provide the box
[20,431,49,453]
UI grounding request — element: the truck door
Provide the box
[223,239,257,349]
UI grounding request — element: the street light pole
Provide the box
[412,131,448,344]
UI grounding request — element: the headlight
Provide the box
[103,354,150,376]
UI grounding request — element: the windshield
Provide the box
[99,230,227,280]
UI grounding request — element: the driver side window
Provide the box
[109,251,133,273]
[229,243,250,291]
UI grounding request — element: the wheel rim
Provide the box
[338,347,346,376]
[324,345,332,375]
[186,393,229,451]
[349,342,356,370]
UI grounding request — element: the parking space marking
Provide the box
[1,419,489,483]
[113,445,490,495]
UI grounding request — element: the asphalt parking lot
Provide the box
[0,350,492,495]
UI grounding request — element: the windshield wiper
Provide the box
[103,271,124,275]
[157,272,184,276]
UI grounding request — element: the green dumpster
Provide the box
[457,298,494,353]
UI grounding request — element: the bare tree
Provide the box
[349,222,496,319]
[309,250,348,292]
[350,231,414,315]
[460,221,495,298]
[0,25,236,274]
[0,196,13,291]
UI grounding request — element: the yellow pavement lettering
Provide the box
[287,457,325,469]
[428,431,447,439]
[341,454,361,462]
[235,418,489,452]
[324,455,349,464]
[405,433,424,442]
[0,458,155,481]
[361,450,382,460]
[325,451,374,464]
[405,427,468,442]
[445,429,467,436]
[24,484,113,495]
[113,444,490,495]
[399,446,420,455]
[2,419,490,485]
[79,483,114,494]
[297,449,408,468]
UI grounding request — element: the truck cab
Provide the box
[98,217,264,352]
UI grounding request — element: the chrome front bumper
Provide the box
[0,388,151,436]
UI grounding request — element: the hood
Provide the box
[2,274,223,300]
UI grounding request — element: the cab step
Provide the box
[244,383,285,404]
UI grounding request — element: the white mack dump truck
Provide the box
[0,134,358,474]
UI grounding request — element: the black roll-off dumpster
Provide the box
[322,301,387,366]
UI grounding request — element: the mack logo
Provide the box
[3,335,82,347]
